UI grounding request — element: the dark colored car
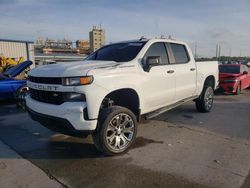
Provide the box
[219,64,250,94]
[0,61,32,100]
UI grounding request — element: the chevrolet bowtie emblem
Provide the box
[52,93,59,97]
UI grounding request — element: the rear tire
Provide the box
[196,86,214,113]
[92,106,137,156]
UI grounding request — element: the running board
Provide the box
[145,96,199,120]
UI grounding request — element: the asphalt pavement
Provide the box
[0,89,250,188]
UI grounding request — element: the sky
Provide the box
[0,0,250,57]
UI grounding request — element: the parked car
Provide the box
[26,38,218,155]
[242,61,250,68]
[219,64,250,94]
[0,61,32,100]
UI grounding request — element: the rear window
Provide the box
[170,43,189,64]
[219,66,240,74]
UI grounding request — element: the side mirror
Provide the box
[144,56,161,71]
[243,71,248,75]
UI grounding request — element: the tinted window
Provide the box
[219,65,240,74]
[85,42,146,62]
[170,43,189,64]
[143,42,169,64]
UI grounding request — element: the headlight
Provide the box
[63,93,86,102]
[223,80,238,83]
[63,76,93,86]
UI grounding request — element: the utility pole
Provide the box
[216,44,221,59]
[194,42,197,59]
[216,44,218,59]
[217,44,221,61]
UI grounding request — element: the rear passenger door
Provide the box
[166,43,196,101]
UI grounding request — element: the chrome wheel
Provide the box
[204,87,213,110]
[105,113,135,151]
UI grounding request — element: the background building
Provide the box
[76,40,90,54]
[89,26,105,52]
[35,38,79,54]
[34,38,85,66]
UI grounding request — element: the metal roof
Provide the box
[0,39,34,43]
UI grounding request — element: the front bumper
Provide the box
[27,108,93,137]
[219,82,237,93]
[26,96,97,133]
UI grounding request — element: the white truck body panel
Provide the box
[195,61,219,95]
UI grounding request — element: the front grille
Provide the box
[30,88,64,105]
[29,76,62,85]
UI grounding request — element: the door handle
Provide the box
[190,68,196,71]
[167,70,175,74]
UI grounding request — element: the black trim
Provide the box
[27,108,93,138]
[83,108,90,120]
[144,96,198,119]
[83,107,97,121]
[28,76,62,84]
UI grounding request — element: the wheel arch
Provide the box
[204,75,216,89]
[99,88,140,121]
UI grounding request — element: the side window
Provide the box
[143,42,169,65]
[169,43,189,64]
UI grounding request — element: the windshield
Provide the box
[219,65,240,74]
[85,42,146,62]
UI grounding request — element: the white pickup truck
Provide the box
[26,38,218,155]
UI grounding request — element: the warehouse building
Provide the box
[0,39,35,68]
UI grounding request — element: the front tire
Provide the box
[92,106,137,156]
[15,85,29,110]
[195,86,214,113]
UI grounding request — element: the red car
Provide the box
[219,64,250,94]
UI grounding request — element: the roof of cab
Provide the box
[109,37,186,45]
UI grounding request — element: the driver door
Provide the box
[140,42,176,112]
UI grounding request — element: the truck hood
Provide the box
[28,60,120,77]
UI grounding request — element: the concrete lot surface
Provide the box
[0,90,250,188]
[0,140,62,188]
